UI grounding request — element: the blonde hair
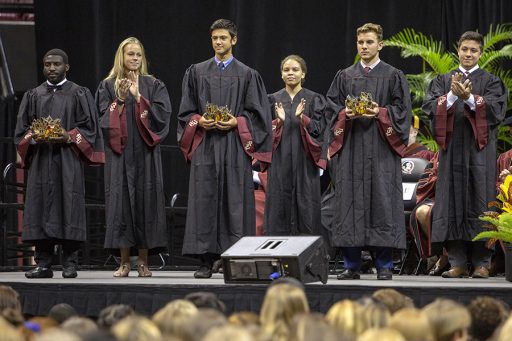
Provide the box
[423,298,471,341]
[111,315,162,341]
[389,308,434,341]
[326,299,366,337]
[497,314,512,341]
[152,299,198,337]
[105,37,150,97]
[260,283,309,341]
[357,328,406,341]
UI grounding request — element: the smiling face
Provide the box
[123,43,143,72]
[211,28,237,60]
[357,31,383,65]
[457,39,482,70]
[43,55,69,84]
[281,58,305,88]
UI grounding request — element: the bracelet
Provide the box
[116,97,125,105]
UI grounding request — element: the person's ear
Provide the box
[65,64,70,72]
[232,36,237,46]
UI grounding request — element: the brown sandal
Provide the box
[113,263,130,277]
[137,263,152,277]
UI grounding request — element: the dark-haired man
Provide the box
[177,19,272,278]
[327,23,412,280]
[14,49,104,278]
[423,31,507,279]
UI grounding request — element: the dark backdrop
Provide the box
[32,0,512,199]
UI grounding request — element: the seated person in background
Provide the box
[403,115,435,160]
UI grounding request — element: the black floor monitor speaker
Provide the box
[221,236,329,284]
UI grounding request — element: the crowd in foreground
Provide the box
[1,282,512,341]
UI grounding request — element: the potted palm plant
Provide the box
[474,175,512,281]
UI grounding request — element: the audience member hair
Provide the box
[81,329,118,341]
[0,285,21,312]
[185,291,226,313]
[291,313,348,341]
[202,324,254,341]
[97,304,135,329]
[260,283,310,341]
[34,329,81,341]
[152,299,198,337]
[467,296,509,341]
[0,316,23,341]
[326,299,366,338]
[61,316,98,338]
[357,327,406,341]
[497,313,512,341]
[360,301,391,330]
[1,307,24,327]
[111,315,162,341]
[48,303,78,324]
[372,288,415,314]
[180,308,227,341]
[389,307,434,341]
[423,298,471,341]
[228,311,260,327]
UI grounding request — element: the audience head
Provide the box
[185,291,226,313]
[326,299,366,337]
[152,299,198,337]
[0,285,21,312]
[291,313,348,341]
[202,324,254,341]
[467,296,508,341]
[423,298,471,341]
[260,283,310,340]
[389,307,434,341]
[48,303,78,324]
[97,304,135,329]
[227,311,260,327]
[0,316,23,341]
[497,313,512,341]
[180,308,227,341]
[372,288,415,314]
[61,316,98,338]
[111,315,162,341]
[357,327,406,341]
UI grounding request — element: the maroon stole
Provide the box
[434,94,488,151]
[17,130,34,168]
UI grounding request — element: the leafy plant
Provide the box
[474,175,512,245]
[385,24,512,153]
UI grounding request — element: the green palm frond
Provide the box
[479,45,512,69]
[483,23,512,51]
[406,72,436,103]
[473,230,512,243]
[475,212,512,243]
[417,131,438,152]
[385,28,457,73]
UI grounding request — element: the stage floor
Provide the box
[2,271,512,317]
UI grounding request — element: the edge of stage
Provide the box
[2,271,512,317]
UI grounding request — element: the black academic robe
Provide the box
[96,76,171,251]
[14,81,104,242]
[422,68,506,243]
[264,88,327,235]
[326,61,412,249]
[177,58,272,255]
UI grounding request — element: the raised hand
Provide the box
[127,71,141,102]
[117,78,131,101]
[275,102,286,123]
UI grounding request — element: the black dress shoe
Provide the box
[25,267,53,279]
[377,268,393,280]
[194,265,213,279]
[62,266,78,278]
[337,268,361,280]
[212,260,223,274]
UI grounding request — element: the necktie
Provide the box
[364,66,371,76]
[219,62,225,71]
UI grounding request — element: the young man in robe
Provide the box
[422,31,507,279]
[327,23,412,280]
[14,49,104,278]
[177,19,272,278]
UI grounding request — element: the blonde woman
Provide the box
[96,37,172,277]
[260,283,309,341]
[422,298,471,341]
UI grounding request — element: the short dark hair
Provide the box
[357,23,383,41]
[458,31,484,51]
[210,19,237,38]
[468,296,508,341]
[43,48,69,64]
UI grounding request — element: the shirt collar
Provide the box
[214,56,234,68]
[47,78,67,87]
[361,59,381,70]
[459,64,479,75]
